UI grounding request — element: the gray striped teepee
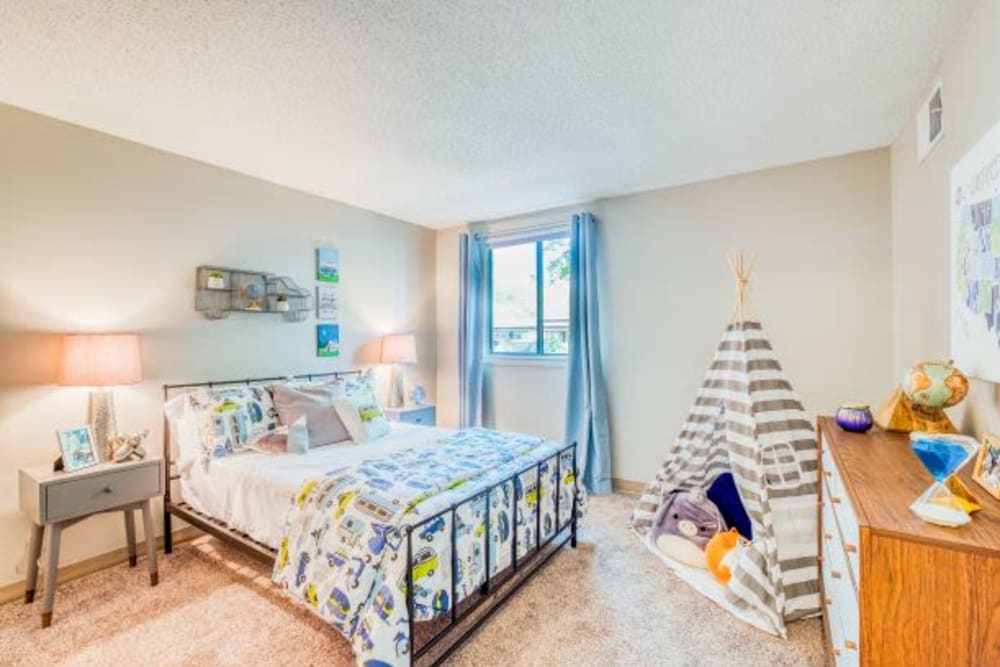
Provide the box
[630,252,819,637]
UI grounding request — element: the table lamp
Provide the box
[57,334,143,461]
[380,334,417,408]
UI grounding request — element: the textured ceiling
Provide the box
[0,1,976,227]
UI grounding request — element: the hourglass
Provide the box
[910,433,980,527]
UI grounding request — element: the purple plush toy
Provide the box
[649,487,725,568]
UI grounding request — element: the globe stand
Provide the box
[874,387,956,433]
[910,434,979,527]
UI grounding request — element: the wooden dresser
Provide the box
[817,417,1000,666]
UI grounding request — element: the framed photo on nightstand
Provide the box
[56,426,99,472]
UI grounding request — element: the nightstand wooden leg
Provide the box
[25,523,43,604]
[41,522,61,628]
[124,509,137,567]
[141,500,158,586]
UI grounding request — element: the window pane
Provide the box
[492,242,538,353]
[542,237,570,354]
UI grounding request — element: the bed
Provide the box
[161,371,581,666]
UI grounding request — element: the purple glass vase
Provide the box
[836,403,874,433]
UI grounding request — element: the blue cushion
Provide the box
[707,472,753,539]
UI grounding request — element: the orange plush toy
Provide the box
[706,528,743,584]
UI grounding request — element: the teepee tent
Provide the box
[630,252,820,636]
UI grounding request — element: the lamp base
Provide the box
[388,365,405,408]
[88,388,118,461]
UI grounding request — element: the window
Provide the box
[490,235,570,355]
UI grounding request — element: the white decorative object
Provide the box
[950,118,1000,381]
[917,80,944,162]
[109,429,150,463]
[207,271,226,289]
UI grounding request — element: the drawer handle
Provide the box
[844,640,858,651]
[844,543,858,553]
[823,471,833,478]
[830,570,842,579]
[102,486,113,494]
[830,496,842,504]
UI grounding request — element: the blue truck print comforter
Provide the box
[272,428,584,666]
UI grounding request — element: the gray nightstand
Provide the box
[19,457,163,627]
[384,404,436,426]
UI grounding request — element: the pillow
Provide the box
[247,416,309,455]
[186,386,280,459]
[332,389,391,443]
[164,393,203,474]
[328,369,375,397]
[707,473,753,540]
[270,382,350,447]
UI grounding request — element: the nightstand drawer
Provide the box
[45,464,160,522]
[397,406,435,425]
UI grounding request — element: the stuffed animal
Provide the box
[706,528,744,584]
[649,487,724,568]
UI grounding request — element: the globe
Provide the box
[902,361,969,409]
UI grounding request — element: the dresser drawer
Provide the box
[821,450,861,576]
[823,540,861,665]
[822,483,861,589]
[45,463,160,522]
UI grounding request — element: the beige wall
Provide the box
[0,104,437,587]
[891,0,1000,437]
[437,150,894,483]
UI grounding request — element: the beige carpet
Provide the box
[0,494,822,666]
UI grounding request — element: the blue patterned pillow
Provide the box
[188,386,280,458]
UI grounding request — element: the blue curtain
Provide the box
[459,233,490,428]
[565,212,612,494]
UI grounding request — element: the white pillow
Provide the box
[164,393,202,475]
[246,416,310,455]
[332,389,391,443]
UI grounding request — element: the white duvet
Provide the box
[180,423,456,548]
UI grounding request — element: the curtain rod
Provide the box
[473,219,570,242]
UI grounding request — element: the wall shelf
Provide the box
[194,266,312,322]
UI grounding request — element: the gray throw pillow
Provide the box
[270,382,350,447]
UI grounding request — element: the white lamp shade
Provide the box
[380,334,417,365]
[57,334,143,386]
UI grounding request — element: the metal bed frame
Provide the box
[161,371,579,665]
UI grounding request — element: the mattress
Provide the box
[180,422,456,548]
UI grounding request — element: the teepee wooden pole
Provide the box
[729,249,756,322]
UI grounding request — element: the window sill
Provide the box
[486,355,568,368]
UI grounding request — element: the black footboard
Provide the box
[404,442,579,665]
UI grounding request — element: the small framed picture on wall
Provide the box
[317,324,340,358]
[316,247,340,283]
[317,284,339,321]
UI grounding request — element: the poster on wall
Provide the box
[317,324,340,358]
[316,247,340,283]
[316,284,339,321]
[951,118,1000,381]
